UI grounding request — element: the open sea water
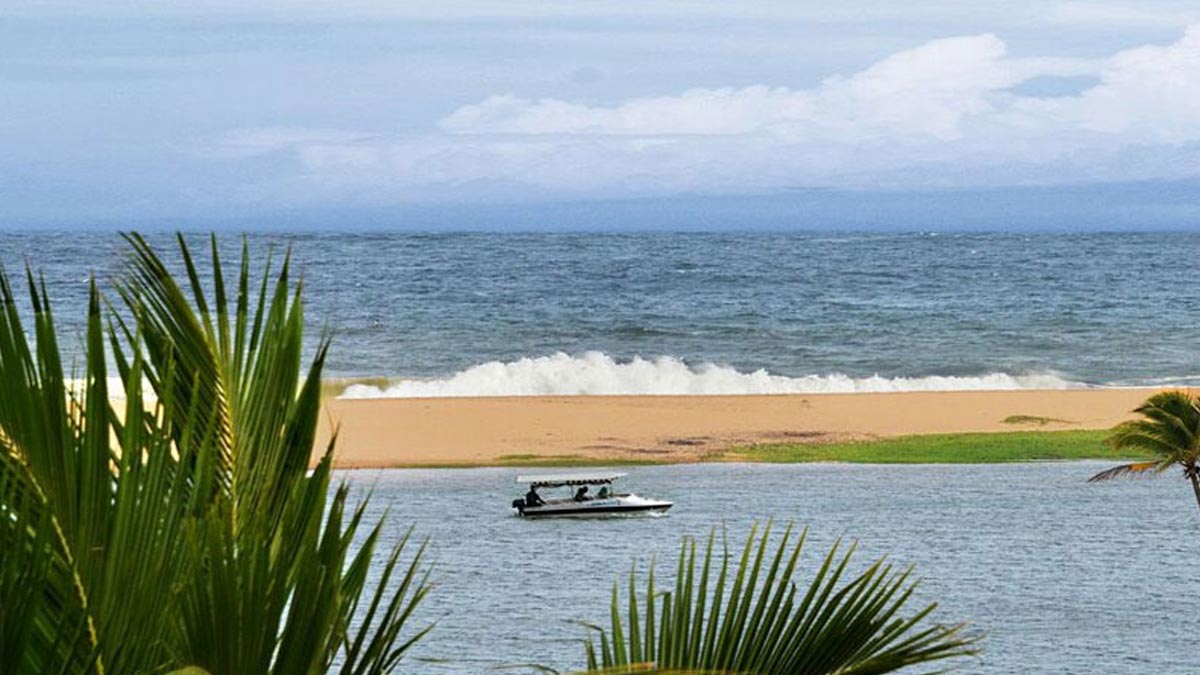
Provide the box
[2,231,1198,394]
[353,462,1200,674]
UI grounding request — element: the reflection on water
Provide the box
[342,462,1199,674]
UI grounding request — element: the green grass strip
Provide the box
[722,430,1151,464]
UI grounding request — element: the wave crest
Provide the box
[338,352,1080,398]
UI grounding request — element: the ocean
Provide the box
[2,230,1195,395]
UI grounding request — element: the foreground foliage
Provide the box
[1090,390,1200,517]
[0,234,428,675]
[582,523,978,674]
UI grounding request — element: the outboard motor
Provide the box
[511,498,526,515]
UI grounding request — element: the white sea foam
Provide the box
[338,351,1082,398]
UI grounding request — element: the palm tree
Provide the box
[0,234,429,675]
[1089,390,1200,517]
[581,522,979,674]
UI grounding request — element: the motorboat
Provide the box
[511,471,672,518]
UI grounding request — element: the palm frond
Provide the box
[116,234,431,674]
[583,522,979,675]
[1093,390,1200,493]
[1130,391,1200,445]
[1109,392,1200,458]
[0,451,98,675]
[0,267,111,673]
[2,234,432,675]
[1106,422,1177,457]
[1087,461,1163,482]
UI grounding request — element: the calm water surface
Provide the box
[346,462,1200,674]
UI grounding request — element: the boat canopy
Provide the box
[516,471,627,488]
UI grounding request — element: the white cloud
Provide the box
[218,27,1200,201]
[439,35,1071,141]
[1059,25,1200,140]
[439,34,1110,144]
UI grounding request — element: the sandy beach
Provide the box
[316,388,1162,467]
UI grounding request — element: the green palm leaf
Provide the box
[0,269,190,674]
[582,522,979,675]
[0,234,431,675]
[116,234,431,675]
[0,451,98,674]
[1090,390,1200,517]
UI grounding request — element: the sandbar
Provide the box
[315,388,1163,468]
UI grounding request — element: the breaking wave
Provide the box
[338,351,1082,398]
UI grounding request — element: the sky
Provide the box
[3,1,1200,229]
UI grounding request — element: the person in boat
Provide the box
[597,486,609,499]
[574,485,590,501]
[525,486,546,507]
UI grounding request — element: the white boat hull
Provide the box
[514,494,672,518]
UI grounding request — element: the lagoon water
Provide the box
[351,462,1200,674]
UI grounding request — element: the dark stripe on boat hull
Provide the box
[519,503,672,517]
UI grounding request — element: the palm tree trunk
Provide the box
[1190,469,1200,520]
